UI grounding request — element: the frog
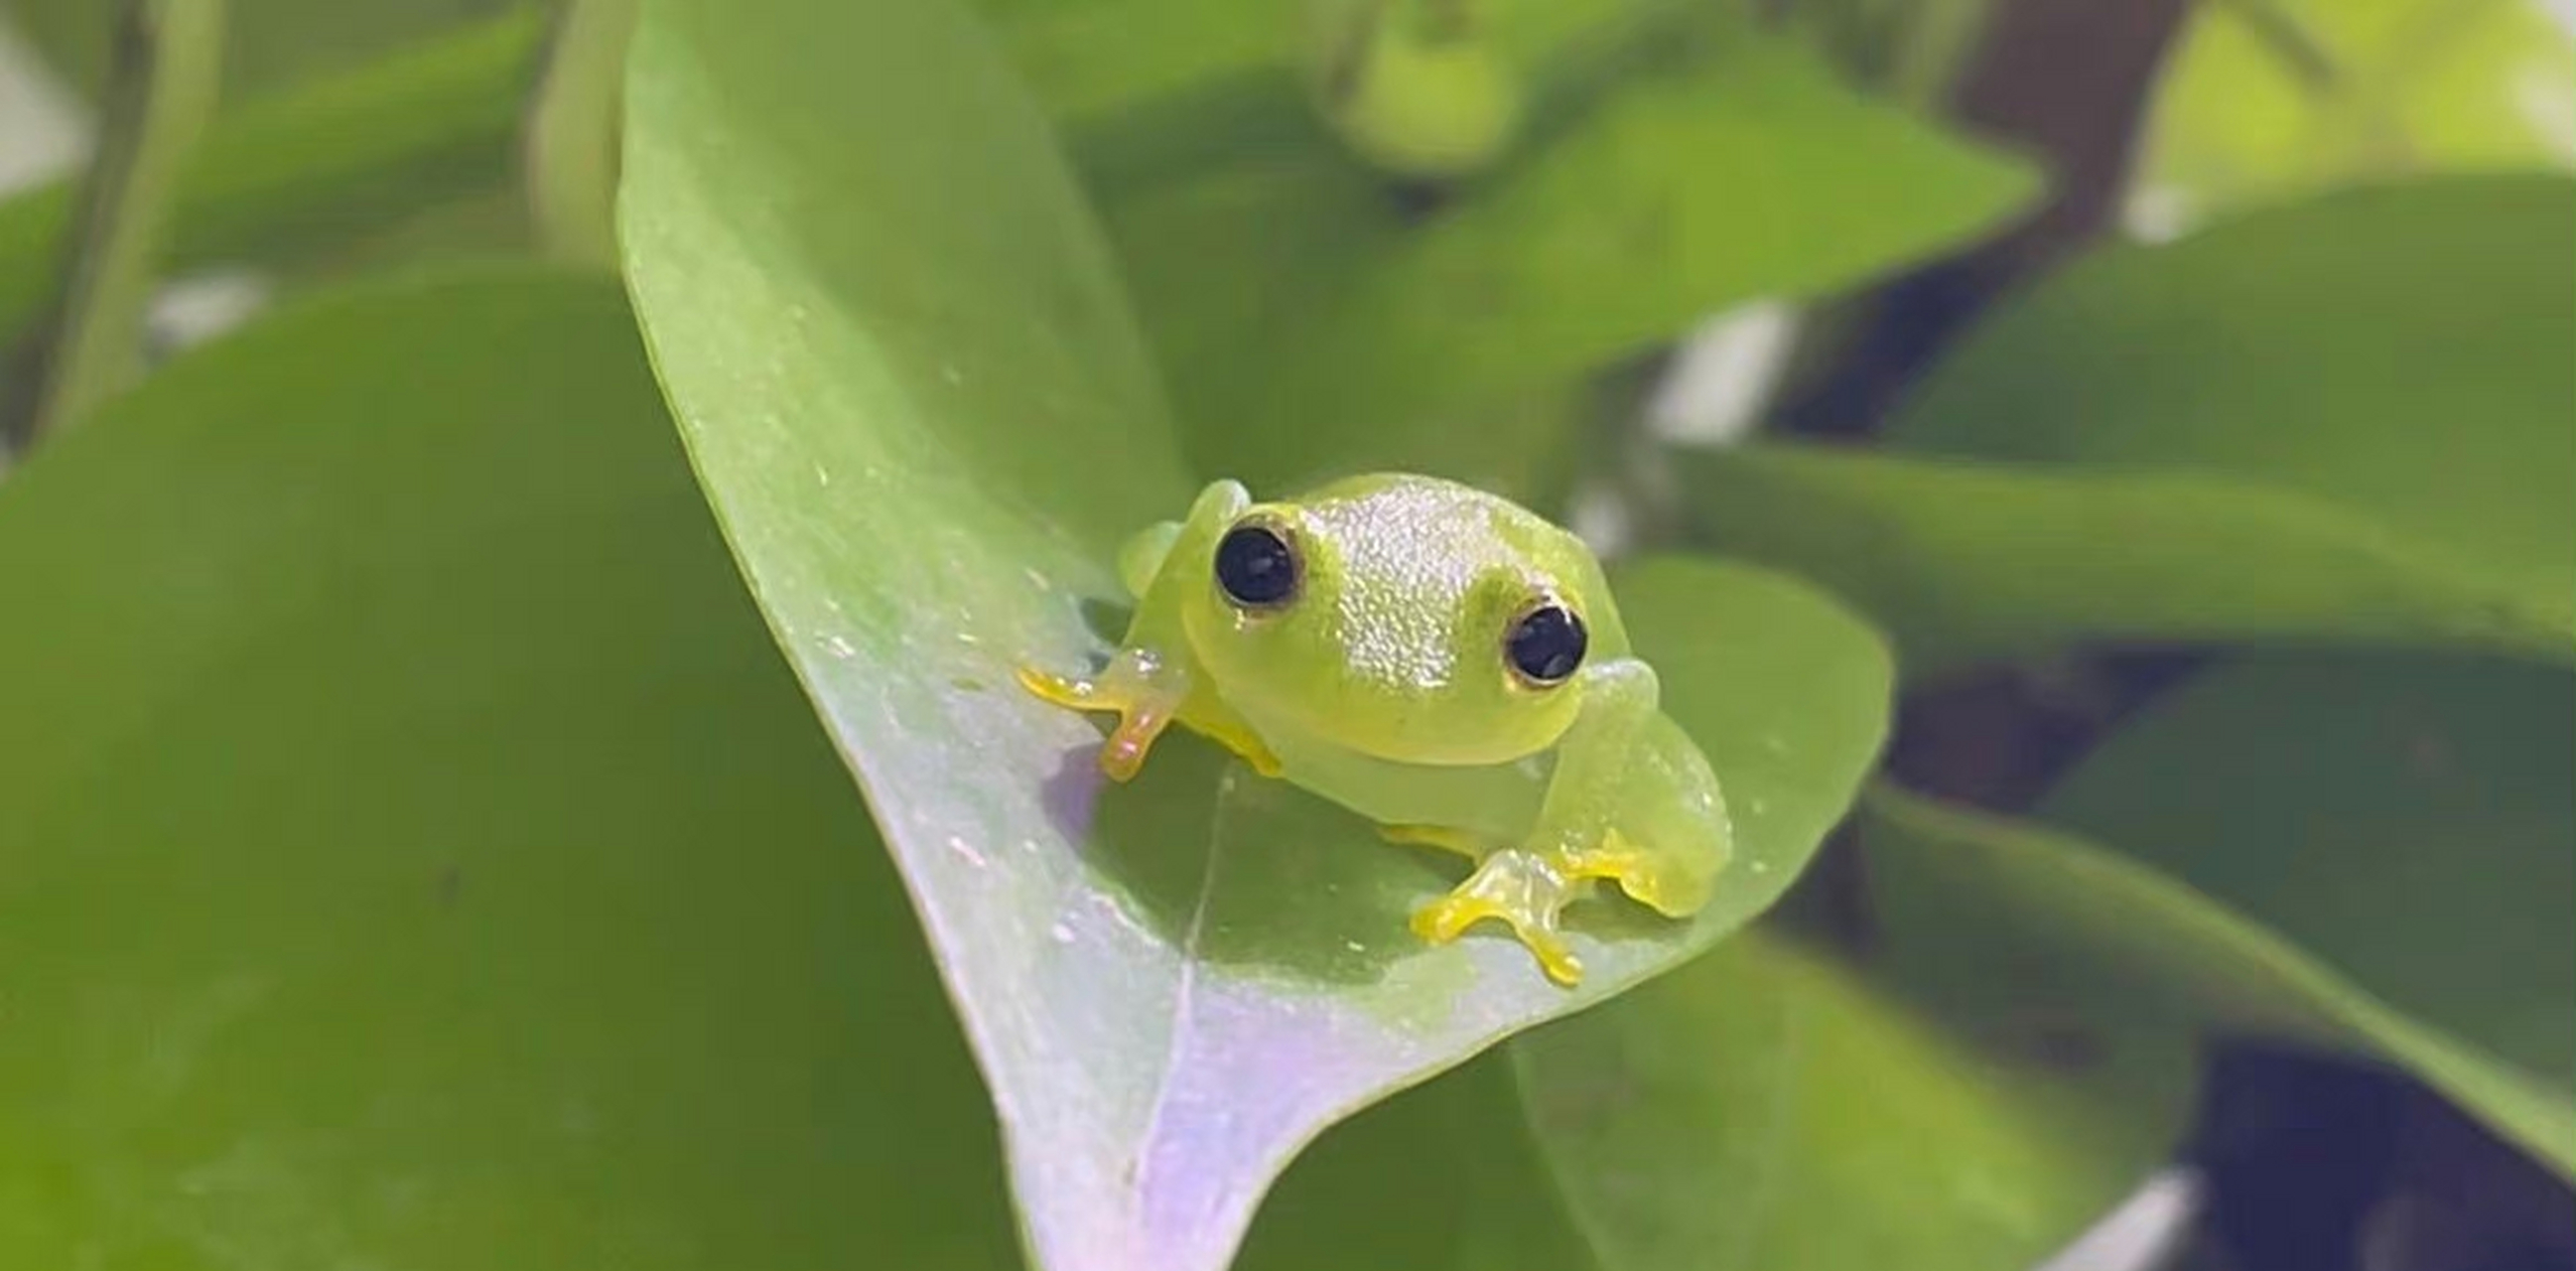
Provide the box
[1016,473,1731,986]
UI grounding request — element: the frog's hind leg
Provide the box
[1116,520,1183,600]
[1394,712,1731,986]
[1572,713,1731,918]
[1378,822,1594,983]
[1409,847,1596,986]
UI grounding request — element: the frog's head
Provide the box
[1179,475,1625,767]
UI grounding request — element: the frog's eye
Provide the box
[1214,519,1301,611]
[1504,599,1586,687]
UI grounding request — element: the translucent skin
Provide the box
[1017,474,1732,985]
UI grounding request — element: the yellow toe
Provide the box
[1408,893,1585,986]
[1016,664,1099,711]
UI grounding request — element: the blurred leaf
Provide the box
[1,0,530,102]
[1862,649,2575,1178]
[983,0,1637,128]
[1774,0,2001,108]
[1683,442,2574,674]
[0,268,1023,1267]
[981,0,1292,122]
[1091,27,2040,500]
[2045,653,2574,1144]
[1687,176,2576,674]
[2129,0,2576,233]
[1238,1049,1603,1271]
[618,0,1895,1266]
[0,10,544,343]
[1515,925,2194,1271]
[268,185,532,286]
[1890,177,2573,605]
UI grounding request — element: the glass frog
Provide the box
[1017,474,1731,986]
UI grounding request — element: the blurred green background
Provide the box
[0,1,2567,1270]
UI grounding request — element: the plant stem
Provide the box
[0,13,547,353]
[1,0,223,466]
[525,0,640,271]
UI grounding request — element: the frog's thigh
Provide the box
[1116,520,1183,600]
[1561,713,1729,917]
[1410,848,1595,985]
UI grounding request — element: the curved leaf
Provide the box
[0,269,1023,1267]
[619,2,1895,1266]
[1688,177,2576,673]
[1861,650,2575,1177]
[1514,926,2195,1271]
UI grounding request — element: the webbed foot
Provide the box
[1409,847,1597,986]
[1560,828,1708,915]
[1015,661,1177,782]
[1399,827,1714,986]
[1017,656,1286,781]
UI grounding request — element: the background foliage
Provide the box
[0,0,2567,1269]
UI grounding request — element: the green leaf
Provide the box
[0,11,544,345]
[617,0,1896,1265]
[1686,176,2576,674]
[0,268,1024,1266]
[1514,926,2195,1271]
[2129,0,2576,232]
[1092,31,2040,499]
[1860,649,2575,1178]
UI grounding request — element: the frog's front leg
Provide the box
[1408,658,1729,984]
[1016,650,1189,781]
[1018,481,1284,781]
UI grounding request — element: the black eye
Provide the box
[1214,521,1300,610]
[1505,602,1586,686]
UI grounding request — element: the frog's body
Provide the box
[1017,474,1730,985]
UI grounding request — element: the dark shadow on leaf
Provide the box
[1066,737,1423,987]
[1077,596,1131,646]
[1036,745,1105,849]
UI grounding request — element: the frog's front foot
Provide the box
[1409,847,1597,986]
[1015,657,1178,782]
[1017,651,1286,781]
